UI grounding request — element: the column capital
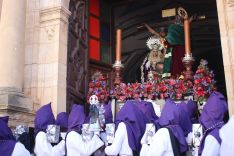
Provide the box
[40,0,70,10]
[40,6,71,25]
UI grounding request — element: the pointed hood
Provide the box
[56,112,68,130]
[68,104,86,133]
[159,99,188,153]
[34,103,55,136]
[115,100,148,152]
[199,92,228,155]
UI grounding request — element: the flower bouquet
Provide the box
[87,72,109,104]
[193,59,216,109]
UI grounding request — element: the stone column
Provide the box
[0,0,26,90]
[217,0,234,115]
[0,0,33,126]
[38,0,71,115]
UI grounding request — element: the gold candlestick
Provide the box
[113,60,124,85]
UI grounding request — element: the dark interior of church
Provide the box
[67,0,227,109]
[111,0,226,95]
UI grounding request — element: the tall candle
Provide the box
[184,19,191,55]
[116,29,122,61]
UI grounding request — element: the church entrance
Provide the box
[67,0,226,111]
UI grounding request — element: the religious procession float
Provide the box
[84,7,218,155]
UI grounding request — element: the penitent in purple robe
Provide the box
[198,91,228,156]
[0,117,17,156]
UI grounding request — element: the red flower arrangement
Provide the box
[156,80,168,99]
[131,82,141,99]
[110,75,195,101]
[193,59,216,103]
[88,59,217,103]
[109,83,127,101]
[87,72,109,104]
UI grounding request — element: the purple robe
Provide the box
[186,100,198,123]
[178,102,193,136]
[34,103,55,136]
[0,116,9,123]
[68,104,86,133]
[136,101,159,122]
[0,118,17,156]
[115,100,148,152]
[136,100,159,129]
[198,91,228,155]
[56,112,68,130]
[159,99,188,153]
[104,102,113,124]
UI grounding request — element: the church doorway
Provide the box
[67,0,226,111]
[111,0,226,95]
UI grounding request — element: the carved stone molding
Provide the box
[227,0,234,7]
[227,0,234,4]
[45,25,55,40]
[40,6,71,25]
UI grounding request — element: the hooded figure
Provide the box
[55,112,68,142]
[0,117,30,156]
[180,100,198,123]
[198,92,228,156]
[137,100,161,148]
[66,104,104,156]
[105,100,148,156]
[177,102,194,155]
[141,99,188,156]
[34,103,66,156]
[56,112,68,132]
[136,100,159,124]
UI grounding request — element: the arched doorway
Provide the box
[111,0,226,97]
[66,0,234,114]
